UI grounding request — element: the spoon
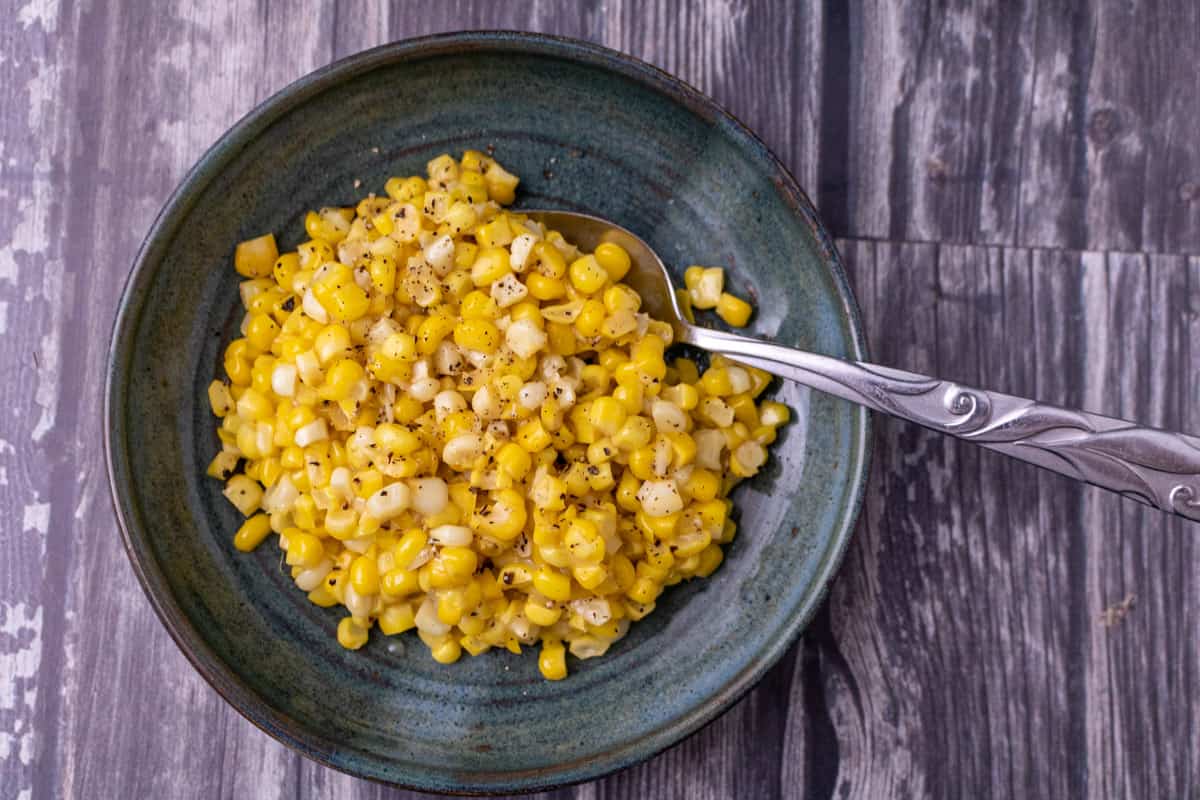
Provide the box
[527,209,1200,522]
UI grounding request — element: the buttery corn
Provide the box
[208,152,788,679]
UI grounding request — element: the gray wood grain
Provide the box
[3,1,1200,799]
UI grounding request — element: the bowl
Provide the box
[105,31,870,794]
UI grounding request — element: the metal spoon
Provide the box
[527,209,1200,522]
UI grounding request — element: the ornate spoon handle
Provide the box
[685,326,1200,521]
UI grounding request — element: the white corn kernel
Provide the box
[636,479,684,517]
[429,524,473,547]
[294,419,329,447]
[505,319,547,358]
[409,477,448,516]
[366,483,411,520]
[271,363,297,397]
[518,381,547,409]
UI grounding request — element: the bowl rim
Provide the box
[104,29,872,795]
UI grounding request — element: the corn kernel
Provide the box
[716,292,753,327]
[538,640,567,680]
[337,617,369,650]
[568,255,608,294]
[233,513,272,552]
[235,234,278,278]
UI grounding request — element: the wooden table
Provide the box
[4,2,1198,797]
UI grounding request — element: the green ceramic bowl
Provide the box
[105,31,870,794]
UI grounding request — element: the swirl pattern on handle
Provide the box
[851,365,1200,521]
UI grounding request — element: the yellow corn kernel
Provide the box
[568,255,608,294]
[377,332,413,363]
[515,418,552,453]
[285,530,325,567]
[305,207,353,243]
[292,494,318,529]
[270,252,300,291]
[388,528,425,568]
[438,546,478,579]
[544,321,575,356]
[666,432,697,467]
[532,566,572,602]
[616,471,641,513]
[324,282,370,322]
[593,242,632,281]
[207,449,240,481]
[699,367,733,397]
[474,215,513,248]
[314,324,352,364]
[588,396,627,438]
[453,318,501,353]
[525,599,561,628]
[459,289,498,320]
[337,617,369,650]
[685,468,721,502]
[319,358,364,401]
[381,568,420,597]
[223,474,263,516]
[575,299,606,337]
[233,513,272,552]
[306,585,339,607]
[637,510,680,540]
[627,576,661,605]
[525,272,565,301]
[208,381,235,417]
[234,234,278,278]
[430,636,462,664]
[378,603,416,635]
[349,555,380,596]
[460,634,490,657]
[563,517,605,564]
[662,383,699,411]
[572,564,608,590]
[496,441,532,480]
[538,639,567,680]
[529,240,567,278]
[474,488,527,540]
[695,543,724,577]
[223,339,253,386]
[385,175,426,201]
[627,446,656,481]
[716,292,753,327]
[416,313,456,354]
[245,313,279,352]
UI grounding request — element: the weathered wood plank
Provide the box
[34,3,332,799]
[1079,252,1200,800]
[1,3,83,800]
[836,1,1200,253]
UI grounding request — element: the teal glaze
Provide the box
[105,32,870,794]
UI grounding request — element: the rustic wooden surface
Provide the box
[3,1,1199,798]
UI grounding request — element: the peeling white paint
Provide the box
[0,300,8,333]
[0,603,43,770]
[31,264,64,441]
[17,0,59,32]
[0,467,8,485]
[22,502,50,534]
[73,470,93,521]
